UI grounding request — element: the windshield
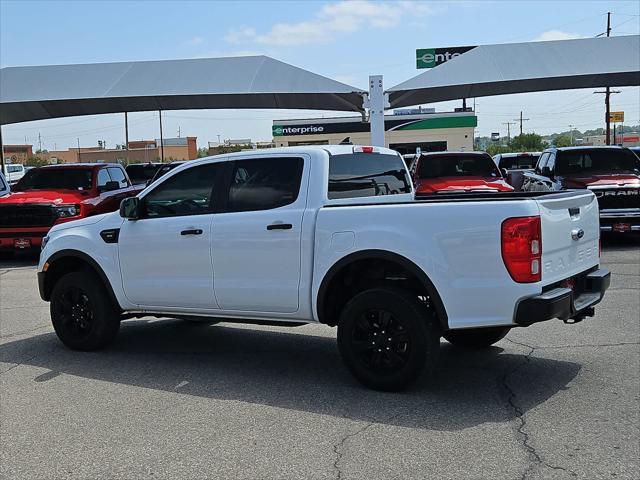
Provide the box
[0,174,7,191]
[556,149,640,175]
[126,164,160,181]
[418,154,500,179]
[150,163,181,183]
[498,154,539,169]
[14,168,93,191]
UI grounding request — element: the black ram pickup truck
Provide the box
[522,146,640,233]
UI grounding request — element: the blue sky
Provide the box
[1,0,639,149]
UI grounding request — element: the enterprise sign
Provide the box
[416,46,476,69]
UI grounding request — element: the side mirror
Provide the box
[120,197,141,220]
[99,180,120,192]
[541,166,553,178]
[500,168,508,177]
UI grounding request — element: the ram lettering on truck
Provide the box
[38,146,610,391]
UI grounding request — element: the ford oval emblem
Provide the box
[571,228,585,241]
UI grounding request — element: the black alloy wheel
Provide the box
[50,270,120,350]
[337,287,439,391]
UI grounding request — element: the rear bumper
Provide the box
[599,209,640,232]
[514,269,611,326]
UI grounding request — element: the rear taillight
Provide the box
[501,216,542,283]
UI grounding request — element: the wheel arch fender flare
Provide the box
[41,249,120,310]
[316,249,449,330]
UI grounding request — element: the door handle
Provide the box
[181,229,203,235]
[266,223,292,231]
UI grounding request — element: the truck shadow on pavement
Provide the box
[1,319,581,431]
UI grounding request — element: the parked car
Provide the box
[149,161,186,184]
[522,146,640,233]
[410,151,514,194]
[0,171,10,197]
[38,145,609,391]
[630,146,640,159]
[2,163,26,185]
[125,162,163,186]
[0,163,143,251]
[493,152,541,191]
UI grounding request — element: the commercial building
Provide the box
[272,111,477,154]
[2,144,33,163]
[580,133,640,147]
[46,137,198,164]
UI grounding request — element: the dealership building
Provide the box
[272,110,477,154]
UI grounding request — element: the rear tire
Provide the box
[337,287,440,391]
[443,327,509,349]
[50,270,120,351]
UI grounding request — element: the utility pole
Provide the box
[38,132,42,153]
[513,111,529,136]
[569,124,575,145]
[594,88,620,143]
[502,122,516,141]
[177,126,181,138]
[77,138,81,162]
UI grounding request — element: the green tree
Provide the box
[508,133,546,151]
[554,135,572,147]
[197,147,209,158]
[25,156,49,167]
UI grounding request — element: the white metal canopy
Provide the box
[0,55,366,125]
[388,36,640,108]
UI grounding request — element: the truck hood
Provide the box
[48,211,113,234]
[416,177,514,193]
[0,189,90,205]
[562,173,640,189]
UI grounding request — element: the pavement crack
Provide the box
[502,338,577,479]
[332,412,401,480]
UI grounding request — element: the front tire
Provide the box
[443,327,509,349]
[337,287,440,391]
[50,270,120,350]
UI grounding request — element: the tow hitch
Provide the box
[563,306,595,324]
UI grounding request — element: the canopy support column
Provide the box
[158,110,164,162]
[0,125,5,173]
[368,75,387,147]
[124,112,129,164]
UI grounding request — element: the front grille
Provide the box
[592,188,640,210]
[0,205,58,227]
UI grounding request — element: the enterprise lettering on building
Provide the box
[273,125,324,136]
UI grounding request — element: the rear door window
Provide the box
[226,157,304,212]
[328,153,411,199]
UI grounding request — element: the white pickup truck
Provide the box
[38,145,610,390]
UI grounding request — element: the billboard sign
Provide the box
[416,46,476,69]
[609,111,624,123]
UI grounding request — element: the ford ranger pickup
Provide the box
[522,146,640,233]
[38,145,610,391]
[0,163,142,251]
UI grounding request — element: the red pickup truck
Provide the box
[0,163,142,251]
[410,151,514,194]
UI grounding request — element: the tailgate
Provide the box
[536,191,600,285]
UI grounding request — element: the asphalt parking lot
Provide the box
[1,236,638,480]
